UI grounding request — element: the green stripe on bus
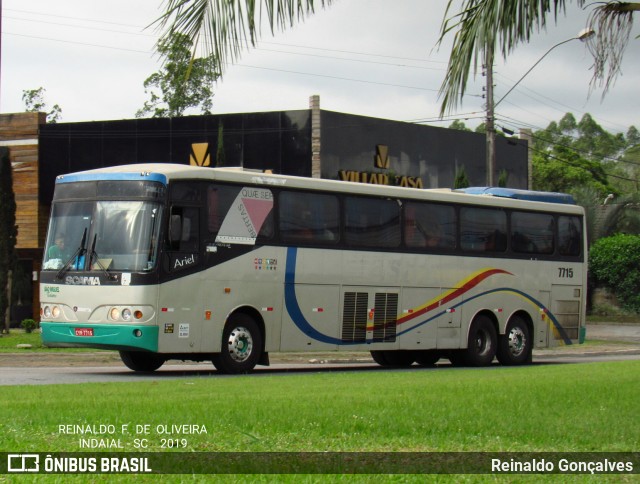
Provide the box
[40,323,159,352]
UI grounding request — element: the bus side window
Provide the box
[279,191,339,244]
[345,197,400,248]
[511,211,554,255]
[404,202,456,250]
[460,207,507,253]
[558,216,581,256]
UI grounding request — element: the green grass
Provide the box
[1,358,638,482]
[0,361,640,483]
[0,330,100,353]
[2,361,638,454]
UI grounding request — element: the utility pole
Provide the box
[484,48,495,187]
[485,29,594,189]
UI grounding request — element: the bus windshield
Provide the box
[43,200,163,273]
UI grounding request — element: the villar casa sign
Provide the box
[338,145,424,188]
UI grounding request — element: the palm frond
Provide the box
[585,2,639,96]
[438,0,572,116]
[155,0,332,77]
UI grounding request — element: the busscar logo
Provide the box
[8,454,40,473]
[190,142,211,167]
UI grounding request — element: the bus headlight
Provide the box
[122,308,132,321]
[109,307,120,320]
[51,306,61,318]
[43,306,52,318]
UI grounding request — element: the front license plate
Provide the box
[74,327,94,337]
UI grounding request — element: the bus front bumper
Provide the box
[41,322,159,352]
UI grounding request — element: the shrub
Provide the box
[21,318,37,333]
[589,234,640,313]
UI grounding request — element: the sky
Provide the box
[2,0,638,135]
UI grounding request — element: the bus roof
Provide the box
[55,164,582,213]
[455,187,576,205]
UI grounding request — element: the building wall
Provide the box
[0,112,48,249]
[0,112,47,324]
[38,111,313,203]
[319,110,528,189]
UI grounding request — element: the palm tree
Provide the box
[155,0,333,78]
[437,0,640,115]
[156,1,638,101]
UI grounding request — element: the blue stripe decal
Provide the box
[284,247,344,345]
[57,172,168,185]
[285,246,573,346]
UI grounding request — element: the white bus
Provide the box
[40,164,586,373]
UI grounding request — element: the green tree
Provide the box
[0,148,18,333]
[438,1,640,115]
[590,234,640,313]
[532,144,614,195]
[453,166,470,189]
[216,120,226,167]
[448,120,471,132]
[137,33,220,118]
[22,87,62,123]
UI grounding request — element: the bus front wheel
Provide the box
[497,316,531,365]
[212,315,263,374]
[119,351,165,372]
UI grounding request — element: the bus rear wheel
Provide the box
[463,315,497,366]
[497,316,531,365]
[119,351,165,372]
[212,314,263,374]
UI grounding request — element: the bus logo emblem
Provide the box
[374,144,389,169]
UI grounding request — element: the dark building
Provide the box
[38,96,529,204]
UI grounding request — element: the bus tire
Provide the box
[415,351,440,367]
[212,314,262,374]
[119,351,165,372]
[370,350,414,367]
[497,316,531,366]
[464,315,497,366]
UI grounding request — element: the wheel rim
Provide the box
[227,326,253,363]
[507,327,526,357]
[475,328,491,356]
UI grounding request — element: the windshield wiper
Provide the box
[88,234,116,281]
[56,228,87,280]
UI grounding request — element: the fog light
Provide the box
[133,329,142,338]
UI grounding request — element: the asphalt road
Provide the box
[1,324,639,386]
